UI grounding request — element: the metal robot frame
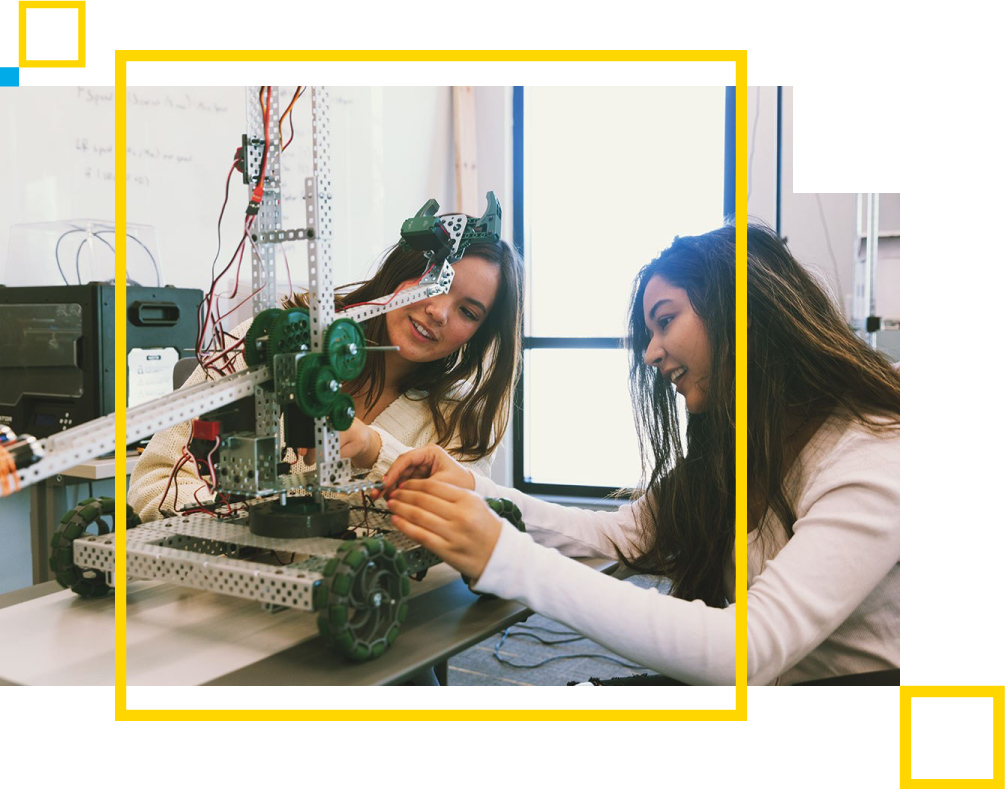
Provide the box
[4,86,517,662]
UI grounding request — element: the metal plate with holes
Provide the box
[218,434,279,495]
[337,281,449,325]
[69,504,431,611]
[18,366,271,487]
[253,228,313,243]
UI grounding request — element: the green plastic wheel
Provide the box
[315,538,410,662]
[242,308,284,367]
[50,497,140,598]
[486,498,526,532]
[326,392,356,431]
[463,498,526,594]
[324,318,367,381]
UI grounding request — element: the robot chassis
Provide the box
[6,87,524,663]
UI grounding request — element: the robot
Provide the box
[3,87,523,663]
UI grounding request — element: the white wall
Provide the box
[749,86,900,321]
[0,86,460,291]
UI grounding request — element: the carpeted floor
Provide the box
[447,574,672,686]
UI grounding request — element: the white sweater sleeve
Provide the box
[126,355,217,522]
[470,425,899,685]
[471,474,736,685]
[473,475,649,561]
[371,424,496,484]
[745,427,900,684]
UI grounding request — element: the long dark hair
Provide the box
[625,227,736,607]
[291,239,523,461]
[624,221,899,607]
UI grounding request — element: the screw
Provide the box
[329,380,339,392]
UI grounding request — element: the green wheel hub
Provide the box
[50,497,140,598]
[324,318,367,381]
[315,538,410,661]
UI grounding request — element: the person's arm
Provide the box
[390,426,899,685]
[366,399,499,486]
[126,363,214,522]
[744,427,900,683]
[382,444,648,561]
[472,474,648,562]
[127,319,252,522]
[127,419,207,522]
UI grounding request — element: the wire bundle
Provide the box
[194,86,307,379]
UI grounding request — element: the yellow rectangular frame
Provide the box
[114,49,748,721]
[900,685,1004,786]
[18,0,86,68]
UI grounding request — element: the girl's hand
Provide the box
[387,479,501,582]
[379,444,475,498]
[338,418,381,468]
[295,420,381,469]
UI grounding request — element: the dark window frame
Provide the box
[512,86,736,499]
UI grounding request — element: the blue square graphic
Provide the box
[0,68,19,86]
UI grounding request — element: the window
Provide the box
[514,86,733,498]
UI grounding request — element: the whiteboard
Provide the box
[0,86,456,298]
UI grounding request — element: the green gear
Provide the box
[315,538,409,662]
[267,307,311,360]
[327,392,356,431]
[243,308,284,367]
[295,353,338,418]
[50,497,140,598]
[324,318,367,381]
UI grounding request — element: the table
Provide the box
[29,455,140,584]
[0,558,617,686]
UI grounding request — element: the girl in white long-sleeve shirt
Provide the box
[381,222,900,685]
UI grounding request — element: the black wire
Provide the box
[491,627,647,671]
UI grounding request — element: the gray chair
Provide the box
[172,356,200,390]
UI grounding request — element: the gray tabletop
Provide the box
[0,559,617,686]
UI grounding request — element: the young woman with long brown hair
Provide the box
[380,222,900,685]
[128,235,524,522]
